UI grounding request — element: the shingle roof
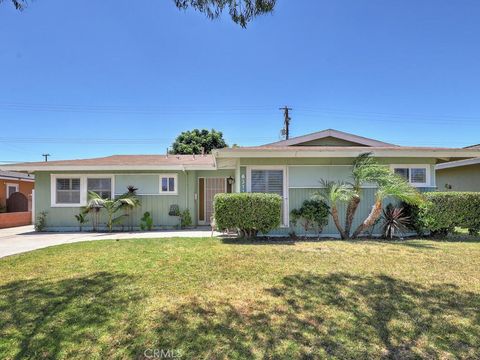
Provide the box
[0,155,215,171]
[0,171,35,181]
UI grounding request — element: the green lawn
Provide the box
[1,237,479,359]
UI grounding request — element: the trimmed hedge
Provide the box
[213,193,282,238]
[418,192,480,235]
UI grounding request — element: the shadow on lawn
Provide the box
[151,273,480,359]
[0,272,142,360]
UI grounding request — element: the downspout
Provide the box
[182,165,188,210]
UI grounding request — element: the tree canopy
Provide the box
[4,0,276,27]
[170,129,227,155]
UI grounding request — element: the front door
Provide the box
[198,178,227,224]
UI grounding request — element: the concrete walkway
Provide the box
[0,225,219,258]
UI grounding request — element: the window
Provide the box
[87,178,112,199]
[6,184,19,199]
[392,165,429,186]
[248,168,286,225]
[51,174,114,207]
[56,178,81,204]
[251,170,284,195]
[160,174,177,194]
[394,168,409,181]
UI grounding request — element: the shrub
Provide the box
[214,193,282,238]
[290,199,329,236]
[140,211,153,231]
[381,204,410,239]
[180,209,192,228]
[417,192,480,236]
[35,211,48,232]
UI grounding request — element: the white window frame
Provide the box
[159,174,178,195]
[246,166,288,227]
[6,183,19,199]
[390,165,430,187]
[50,174,114,207]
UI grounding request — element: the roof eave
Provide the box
[0,164,216,172]
[215,148,480,159]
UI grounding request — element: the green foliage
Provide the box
[34,211,48,232]
[74,212,89,231]
[140,212,154,231]
[86,191,141,232]
[174,0,276,27]
[381,204,410,239]
[180,209,192,229]
[170,129,227,155]
[416,192,480,236]
[5,1,276,27]
[214,193,282,238]
[290,199,329,235]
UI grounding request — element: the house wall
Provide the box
[0,179,34,209]
[239,157,437,236]
[436,164,480,192]
[34,170,234,231]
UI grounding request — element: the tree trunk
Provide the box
[352,200,383,239]
[344,194,360,237]
[331,206,348,240]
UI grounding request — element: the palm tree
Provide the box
[344,153,393,237]
[86,191,140,232]
[351,174,423,239]
[314,180,353,240]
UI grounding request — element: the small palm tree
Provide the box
[351,174,423,239]
[314,180,353,239]
[87,191,140,232]
[345,153,393,236]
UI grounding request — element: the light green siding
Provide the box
[436,164,480,192]
[289,166,353,187]
[115,175,159,195]
[299,137,368,147]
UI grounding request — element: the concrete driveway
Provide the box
[0,225,219,258]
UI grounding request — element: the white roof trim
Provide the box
[215,148,480,159]
[436,158,480,170]
[263,129,397,147]
[0,165,216,172]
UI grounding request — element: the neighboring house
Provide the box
[436,144,480,191]
[1,129,479,235]
[0,171,35,212]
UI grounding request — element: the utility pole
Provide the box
[42,153,50,162]
[279,106,292,140]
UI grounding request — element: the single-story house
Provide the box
[0,171,35,212]
[2,129,479,236]
[435,144,480,192]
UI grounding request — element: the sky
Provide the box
[1,0,480,163]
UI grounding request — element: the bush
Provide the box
[180,209,192,228]
[140,212,153,231]
[214,193,282,238]
[290,199,329,236]
[417,192,480,236]
[35,211,48,232]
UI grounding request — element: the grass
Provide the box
[1,237,480,359]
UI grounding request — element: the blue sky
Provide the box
[1,0,480,162]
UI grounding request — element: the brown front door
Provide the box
[198,178,226,224]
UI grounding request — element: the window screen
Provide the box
[394,168,409,181]
[411,168,427,184]
[56,178,81,204]
[87,178,112,199]
[251,170,283,195]
[160,176,176,193]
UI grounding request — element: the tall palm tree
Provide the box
[314,180,353,240]
[351,174,423,239]
[86,191,140,232]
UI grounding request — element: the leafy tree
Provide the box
[4,0,276,27]
[290,198,329,237]
[170,128,227,155]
